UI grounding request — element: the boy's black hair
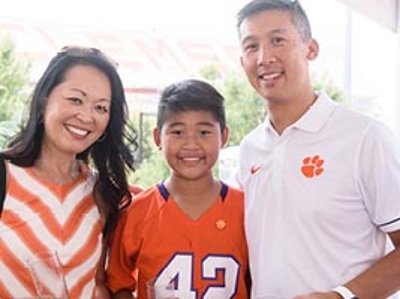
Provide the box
[157,79,226,132]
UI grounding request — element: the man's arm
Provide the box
[293,230,400,299]
[344,230,400,298]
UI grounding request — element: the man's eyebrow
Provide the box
[240,27,291,44]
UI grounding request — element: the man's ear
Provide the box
[306,38,319,61]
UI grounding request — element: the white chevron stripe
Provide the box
[63,208,102,254]
[2,197,102,254]
[80,280,96,298]
[2,196,62,247]
[1,164,103,298]
[1,220,57,264]
[0,260,31,296]
[9,165,97,224]
[65,243,101,285]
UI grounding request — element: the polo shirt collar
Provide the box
[295,91,337,132]
[264,91,337,134]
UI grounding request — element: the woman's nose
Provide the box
[76,105,95,123]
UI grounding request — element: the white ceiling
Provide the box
[336,0,399,31]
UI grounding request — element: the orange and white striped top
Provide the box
[0,162,103,298]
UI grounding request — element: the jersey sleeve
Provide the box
[106,205,139,293]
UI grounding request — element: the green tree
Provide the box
[0,38,32,148]
[129,65,346,188]
[130,112,170,187]
[130,67,264,188]
[200,65,264,146]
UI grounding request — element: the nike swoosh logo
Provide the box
[250,165,262,174]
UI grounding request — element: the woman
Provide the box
[0,46,138,298]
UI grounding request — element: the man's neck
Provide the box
[267,91,317,135]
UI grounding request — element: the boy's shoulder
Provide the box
[131,185,160,204]
[122,184,165,221]
[222,182,244,204]
[224,183,243,196]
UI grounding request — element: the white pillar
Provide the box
[396,2,400,136]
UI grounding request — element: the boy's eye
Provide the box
[171,130,184,136]
[199,130,212,136]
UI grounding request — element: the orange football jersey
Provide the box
[106,182,249,298]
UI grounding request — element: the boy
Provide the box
[106,79,249,298]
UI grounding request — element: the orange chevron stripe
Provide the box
[64,224,102,270]
[1,164,103,298]
[0,241,36,294]
[0,282,13,299]
[1,210,51,251]
[69,263,97,298]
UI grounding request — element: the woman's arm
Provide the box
[94,234,111,299]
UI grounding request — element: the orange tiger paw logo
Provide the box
[301,155,324,178]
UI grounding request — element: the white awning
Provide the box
[336,0,400,134]
[336,0,398,32]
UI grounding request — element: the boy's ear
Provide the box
[221,126,229,148]
[153,128,161,149]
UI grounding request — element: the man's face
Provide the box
[239,9,318,105]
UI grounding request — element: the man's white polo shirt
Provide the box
[237,92,400,298]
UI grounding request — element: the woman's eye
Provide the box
[95,104,109,114]
[68,97,83,104]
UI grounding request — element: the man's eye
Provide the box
[244,43,258,52]
[272,37,285,45]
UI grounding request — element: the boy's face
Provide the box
[153,110,228,181]
[239,9,318,105]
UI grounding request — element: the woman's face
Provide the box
[41,65,112,157]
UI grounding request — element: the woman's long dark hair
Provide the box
[2,46,138,235]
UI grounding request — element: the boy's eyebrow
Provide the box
[167,121,216,127]
[196,121,216,127]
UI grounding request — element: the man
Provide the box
[236,0,400,298]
